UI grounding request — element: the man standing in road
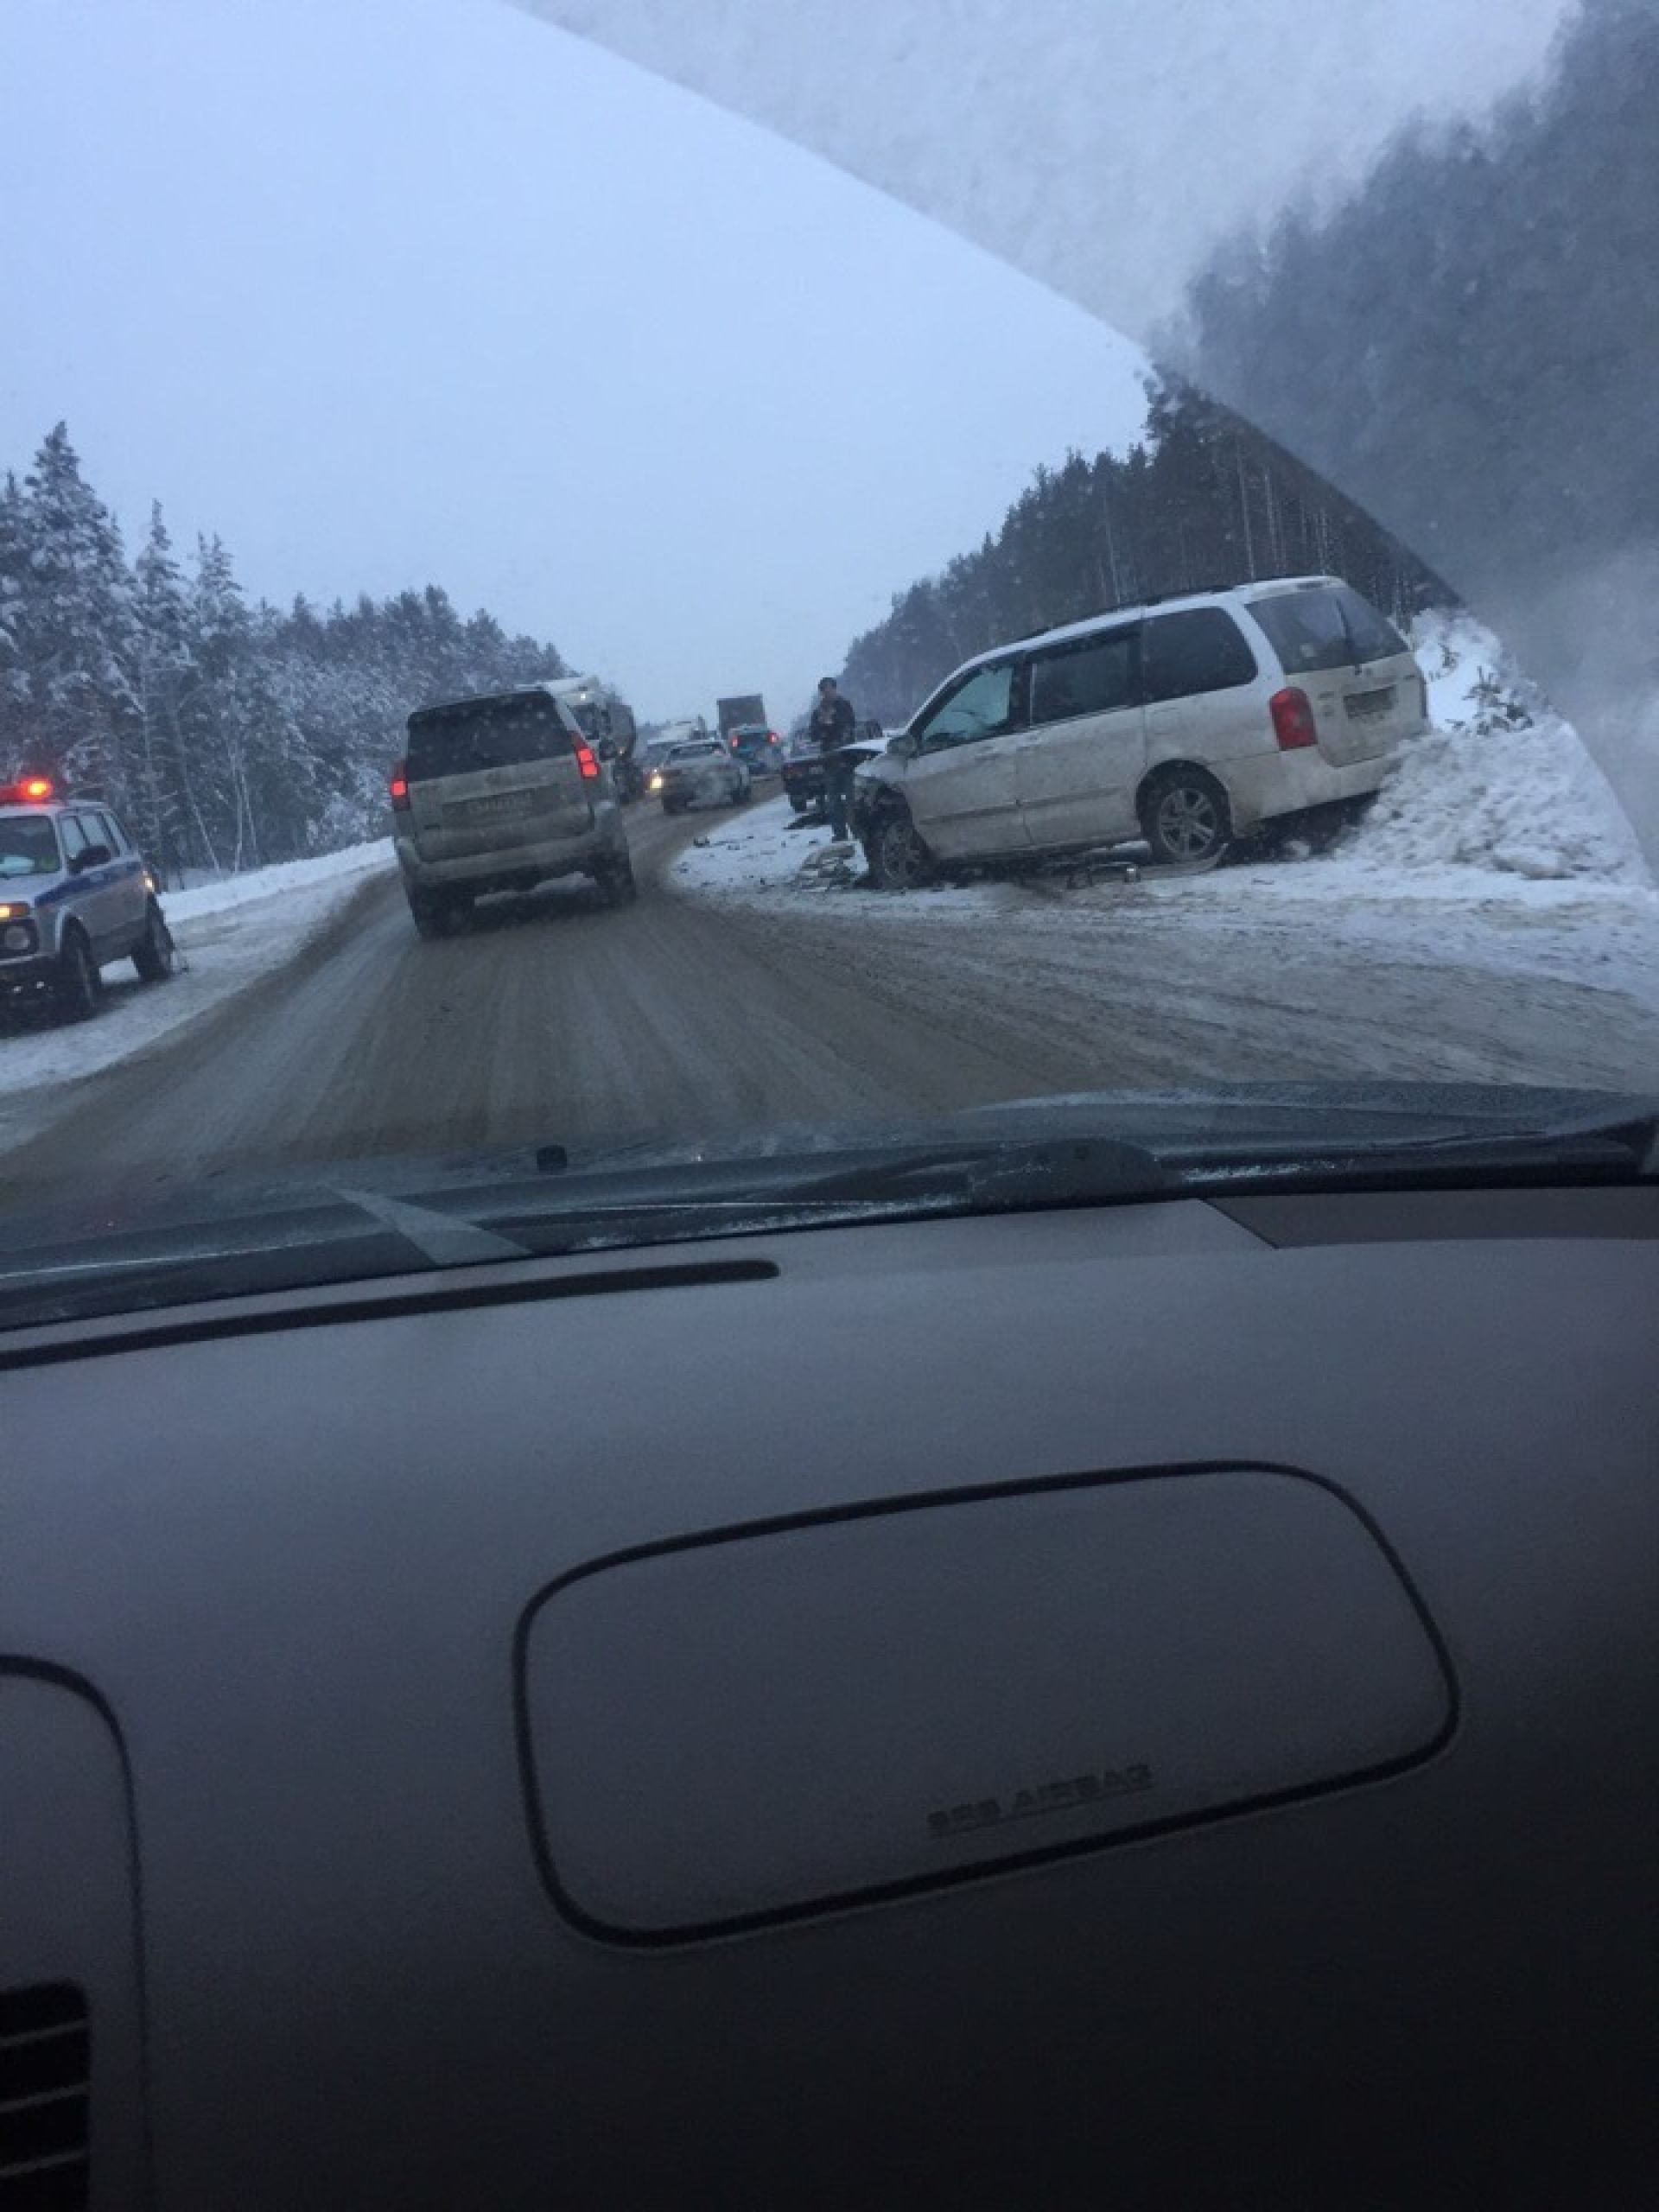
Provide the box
[808,676,858,840]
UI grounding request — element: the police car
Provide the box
[0,776,175,1020]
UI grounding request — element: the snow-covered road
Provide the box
[5,788,1656,1212]
[0,841,396,1154]
[666,611,1659,1093]
[4,610,1656,1190]
[673,795,1659,1093]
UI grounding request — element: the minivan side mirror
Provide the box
[71,842,112,873]
[887,730,920,761]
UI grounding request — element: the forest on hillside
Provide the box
[840,1,1659,732]
[0,425,569,880]
[838,373,1446,725]
[1173,0,1656,620]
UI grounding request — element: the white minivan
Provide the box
[852,576,1428,887]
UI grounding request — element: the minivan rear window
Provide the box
[1248,585,1408,674]
[405,694,574,782]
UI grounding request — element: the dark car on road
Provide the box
[781,721,891,814]
[727,724,785,776]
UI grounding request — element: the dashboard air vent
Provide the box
[0,1984,89,2209]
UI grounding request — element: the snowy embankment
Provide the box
[0,840,395,1149]
[671,615,1659,1035]
[1357,611,1649,885]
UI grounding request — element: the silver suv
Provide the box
[854,575,1428,887]
[0,779,176,1020]
[391,686,636,935]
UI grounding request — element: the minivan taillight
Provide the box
[1269,688,1319,750]
[390,760,410,809]
[575,741,601,780]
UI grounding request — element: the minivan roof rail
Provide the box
[1030,574,1336,639]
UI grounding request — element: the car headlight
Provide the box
[648,773,664,791]
[3,923,34,951]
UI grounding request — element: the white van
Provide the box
[853,576,1427,887]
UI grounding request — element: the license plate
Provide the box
[452,791,532,823]
[1345,686,1395,722]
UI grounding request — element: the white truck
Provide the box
[545,676,642,797]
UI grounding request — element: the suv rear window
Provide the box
[1141,608,1257,701]
[1248,585,1408,674]
[405,694,574,782]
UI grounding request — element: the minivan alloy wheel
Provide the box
[1143,772,1232,866]
[870,806,936,891]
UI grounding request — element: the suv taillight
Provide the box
[390,760,410,809]
[575,741,601,780]
[1269,688,1319,750]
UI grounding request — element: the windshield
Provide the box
[0,0,1655,1324]
[0,817,60,878]
[918,664,1018,744]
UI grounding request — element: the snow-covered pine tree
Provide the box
[187,532,255,869]
[0,473,30,765]
[133,503,197,881]
[16,423,141,798]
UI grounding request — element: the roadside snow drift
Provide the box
[1357,613,1648,884]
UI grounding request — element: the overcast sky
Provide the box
[0,0,1569,725]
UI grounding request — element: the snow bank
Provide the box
[674,766,1659,1036]
[0,841,396,1152]
[165,840,395,922]
[1344,613,1650,885]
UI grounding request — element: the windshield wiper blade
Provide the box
[1171,1116,1659,1192]
[450,1113,1659,1253]
[445,1136,1175,1254]
[744,1135,1173,1208]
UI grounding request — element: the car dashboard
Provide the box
[2,1186,1656,2208]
